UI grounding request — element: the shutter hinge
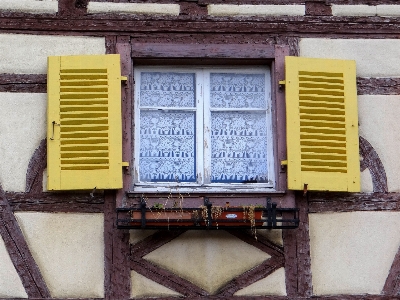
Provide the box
[121,76,128,81]
[280,160,288,172]
[279,80,286,85]
[122,162,129,167]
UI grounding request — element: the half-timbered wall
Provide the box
[0,0,400,299]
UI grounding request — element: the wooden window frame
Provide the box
[116,42,290,207]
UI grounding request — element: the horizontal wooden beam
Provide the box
[6,192,104,213]
[2,15,400,36]
[132,43,275,59]
[309,192,400,213]
[357,77,400,95]
[0,74,46,93]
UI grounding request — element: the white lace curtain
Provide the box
[138,71,268,183]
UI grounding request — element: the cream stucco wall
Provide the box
[300,38,400,77]
[0,0,58,14]
[358,95,400,192]
[234,267,286,296]
[0,93,46,192]
[143,230,271,295]
[208,5,305,16]
[15,212,104,298]
[309,211,400,295]
[131,271,182,298]
[87,2,180,15]
[0,236,27,298]
[0,34,105,74]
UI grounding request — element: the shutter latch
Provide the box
[50,121,60,140]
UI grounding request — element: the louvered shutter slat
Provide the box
[285,56,360,192]
[47,55,123,190]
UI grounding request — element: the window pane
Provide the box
[211,112,268,183]
[210,73,266,109]
[139,110,196,182]
[140,72,195,107]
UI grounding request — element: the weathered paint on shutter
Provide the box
[285,56,360,192]
[47,54,123,190]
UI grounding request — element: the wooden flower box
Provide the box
[130,209,198,226]
[213,208,264,227]
[128,207,264,228]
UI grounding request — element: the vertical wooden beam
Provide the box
[273,45,289,192]
[283,191,313,298]
[282,222,298,297]
[58,0,87,16]
[0,185,50,298]
[116,36,133,208]
[296,192,313,297]
[104,190,131,300]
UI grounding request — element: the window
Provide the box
[133,66,275,192]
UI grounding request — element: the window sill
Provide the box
[128,184,285,195]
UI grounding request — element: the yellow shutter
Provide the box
[285,56,360,192]
[47,54,123,190]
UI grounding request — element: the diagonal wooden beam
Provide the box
[0,185,50,298]
[216,256,285,296]
[131,229,186,258]
[131,258,208,297]
[25,139,47,194]
[227,229,284,259]
[382,244,400,295]
[359,136,388,193]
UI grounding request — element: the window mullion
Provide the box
[202,70,211,185]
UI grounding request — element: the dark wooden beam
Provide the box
[227,229,284,258]
[358,77,400,95]
[116,36,133,208]
[216,256,285,296]
[131,42,275,59]
[6,192,104,213]
[359,136,388,193]
[3,15,400,36]
[131,258,208,297]
[308,192,400,213]
[104,191,131,300]
[130,229,208,297]
[0,185,51,298]
[26,139,47,194]
[296,193,313,297]
[283,192,313,298]
[306,1,332,16]
[0,74,46,93]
